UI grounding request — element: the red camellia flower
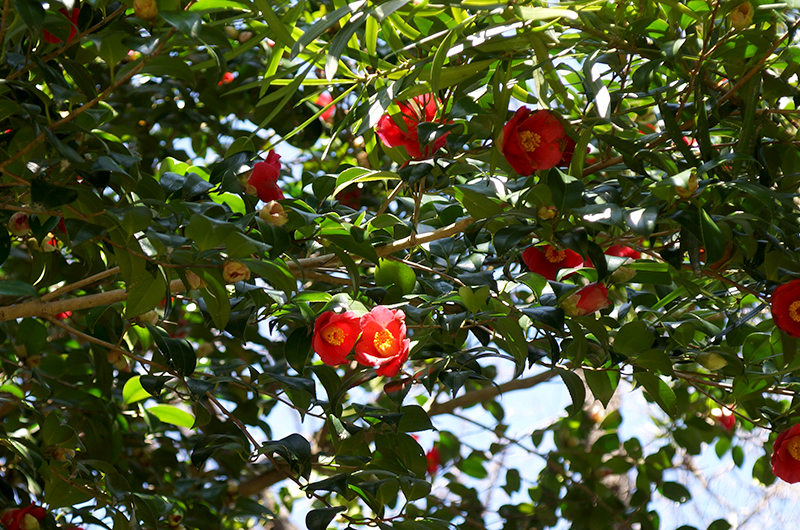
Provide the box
[43,8,80,44]
[1,505,47,530]
[558,136,577,168]
[247,151,284,203]
[501,108,567,176]
[218,72,235,85]
[522,245,583,281]
[354,306,410,377]
[562,283,610,317]
[312,311,361,366]
[711,407,735,431]
[8,212,30,236]
[771,279,800,338]
[316,92,335,123]
[772,423,800,483]
[426,446,441,475]
[605,244,641,260]
[376,94,448,159]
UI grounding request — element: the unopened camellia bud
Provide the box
[730,2,753,30]
[609,266,637,284]
[259,201,288,226]
[8,212,30,236]
[134,0,159,20]
[222,260,251,283]
[186,270,207,290]
[138,310,159,326]
[537,206,557,220]
[224,26,240,39]
[675,172,698,199]
[167,514,183,527]
[238,31,254,43]
[696,351,728,370]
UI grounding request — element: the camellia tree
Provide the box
[2,0,800,528]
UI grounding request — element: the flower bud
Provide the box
[138,310,159,326]
[537,206,557,220]
[562,283,610,317]
[730,2,753,30]
[609,266,637,284]
[42,234,58,252]
[26,355,41,369]
[258,201,288,226]
[186,270,206,290]
[134,0,159,20]
[224,26,240,39]
[675,172,698,199]
[696,351,728,370]
[238,31,254,43]
[167,515,183,527]
[8,212,30,236]
[222,261,251,283]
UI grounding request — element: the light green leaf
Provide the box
[147,405,195,428]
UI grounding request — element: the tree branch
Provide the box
[0,217,476,321]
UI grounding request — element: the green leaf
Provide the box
[634,349,674,376]
[122,376,151,404]
[660,481,691,503]
[0,280,38,298]
[145,323,197,376]
[634,372,677,418]
[513,6,578,20]
[146,405,195,428]
[305,507,346,530]
[141,56,195,84]
[614,321,654,356]
[259,434,312,479]
[160,11,202,38]
[125,266,167,319]
[0,384,24,399]
[558,368,585,418]
[584,369,618,408]
[31,178,78,208]
[397,405,433,432]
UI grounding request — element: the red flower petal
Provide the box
[772,423,800,483]
[502,108,567,175]
[354,306,410,377]
[771,279,800,338]
[313,311,361,366]
[376,94,448,160]
[247,151,284,203]
[521,245,583,281]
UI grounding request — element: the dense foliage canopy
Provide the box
[1,0,800,529]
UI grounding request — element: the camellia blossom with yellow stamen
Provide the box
[354,306,410,377]
[771,423,800,483]
[312,311,361,366]
[501,108,568,176]
[771,279,800,338]
[1,504,47,530]
[522,245,584,281]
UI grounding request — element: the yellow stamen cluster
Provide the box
[545,247,566,263]
[787,437,800,461]
[323,326,345,346]
[518,131,541,152]
[790,301,800,322]
[373,329,395,355]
